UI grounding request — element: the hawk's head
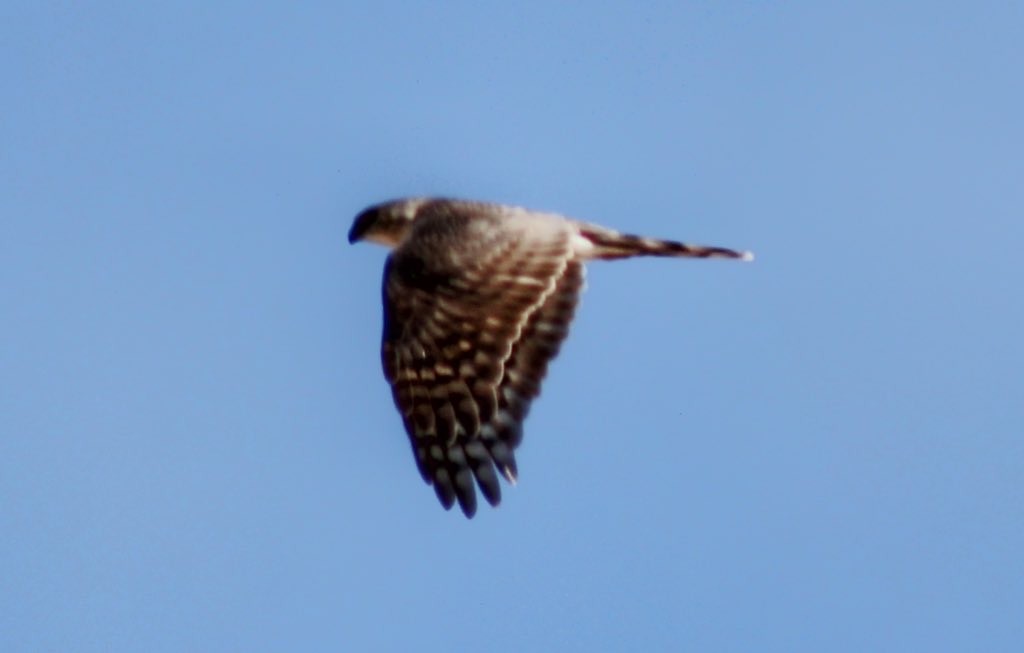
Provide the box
[348,198,429,248]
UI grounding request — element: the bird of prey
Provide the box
[349,197,752,517]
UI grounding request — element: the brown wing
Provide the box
[381,227,582,517]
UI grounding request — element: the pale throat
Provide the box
[363,229,406,249]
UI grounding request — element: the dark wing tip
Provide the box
[473,460,502,507]
[432,468,457,511]
[424,444,509,517]
[453,467,478,518]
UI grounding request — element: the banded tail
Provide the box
[577,227,754,262]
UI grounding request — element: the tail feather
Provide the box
[578,227,753,261]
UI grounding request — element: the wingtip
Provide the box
[740,250,755,262]
[502,466,518,485]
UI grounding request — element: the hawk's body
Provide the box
[349,198,751,517]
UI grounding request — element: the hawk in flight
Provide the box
[349,198,752,517]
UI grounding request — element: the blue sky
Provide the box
[2,2,1022,651]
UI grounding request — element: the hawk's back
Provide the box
[349,197,751,517]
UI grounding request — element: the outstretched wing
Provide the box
[381,220,582,517]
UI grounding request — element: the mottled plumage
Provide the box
[349,198,752,517]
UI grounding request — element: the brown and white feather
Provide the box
[351,197,750,517]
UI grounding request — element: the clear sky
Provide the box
[2,2,1022,651]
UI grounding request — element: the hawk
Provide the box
[349,198,752,517]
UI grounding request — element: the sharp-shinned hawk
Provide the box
[349,197,752,517]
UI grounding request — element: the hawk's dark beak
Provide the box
[348,208,374,244]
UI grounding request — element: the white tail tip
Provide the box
[741,251,755,262]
